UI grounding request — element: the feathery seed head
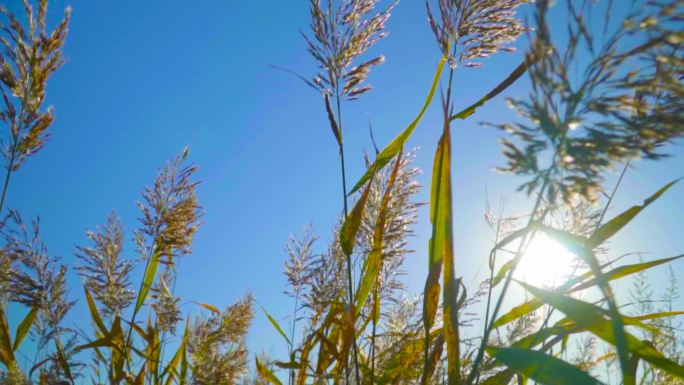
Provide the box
[136,149,202,264]
[426,0,529,68]
[0,0,70,170]
[305,0,398,100]
[75,211,135,318]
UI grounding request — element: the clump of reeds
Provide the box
[257,1,684,385]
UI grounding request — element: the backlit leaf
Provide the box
[348,55,447,195]
[589,179,680,248]
[12,307,38,352]
[486,346,604,385]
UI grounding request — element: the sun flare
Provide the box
[515,233,578,287]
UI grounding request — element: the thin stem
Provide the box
[476,205,505,385]
[0,147,16,216]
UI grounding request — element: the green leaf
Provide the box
[449,61,529,121]
[84,286,108,337]
[533,224,633,384]
[135,249,161,314]
[340,173,374,256]
[191,301,221,315]
[162,319,189,385]
[492,259,514,287]
[492,254,684,329]
[481,369,515,385]
[0,309,15,366]
[486,346,604,385]
[355,151,402,315]
[588,179,680,248]
[492,299,541,329]
[570,255,684,292]
[256,300,291,347]
[430,122,460,384]
[324,94,342,148]
[256,357,283,385]
[12,307,38,352]
[348,55,447,195]
[54,337,74,383]
[521,283,684,379]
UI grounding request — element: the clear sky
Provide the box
[5,0,683,374]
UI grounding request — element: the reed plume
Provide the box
[426,0,529,67]
[75,211,135,319]
[305,0,398,100]
[188,295,253,385]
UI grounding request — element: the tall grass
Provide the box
[0,0,683,384]
[257,0,684,384]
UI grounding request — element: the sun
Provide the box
[515,233,578,288]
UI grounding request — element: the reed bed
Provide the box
[0,0,683,384]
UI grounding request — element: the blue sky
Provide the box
[5,0,683,375]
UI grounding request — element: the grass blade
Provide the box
[191,301,221,315]
[84,286,108,337]
[12,307,38,352]
[426,120,460,384]
[571,254,684,292]
[257,357,283,385]
[256,300,291,347]
[355,151,402,315]
[340,173,374,256]
[449,61,529,121]
[492,254,684,329]
[0,309,15,366]
[535,225,634,384]
[486,346,604,385]
[324,94,342,148]
[348,56,447,195]
[588,178,681,248]
[492,259,514,287]
[521,283,684,379]
[135,249,161,314]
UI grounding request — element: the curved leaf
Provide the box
[256,300,291,347]
[589,179,680,248]
[492,259,514,287]
[340,173,374,256]
[135,249,161,314]
[12,307,38,352]
[486,346,604,385]
[0,310,14,366]
[257,357,283,385]
[450,61,529,122]
[521,283,684,379]
[84,286,107,337]
[348,56,447,195]
[355,151,402,315]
